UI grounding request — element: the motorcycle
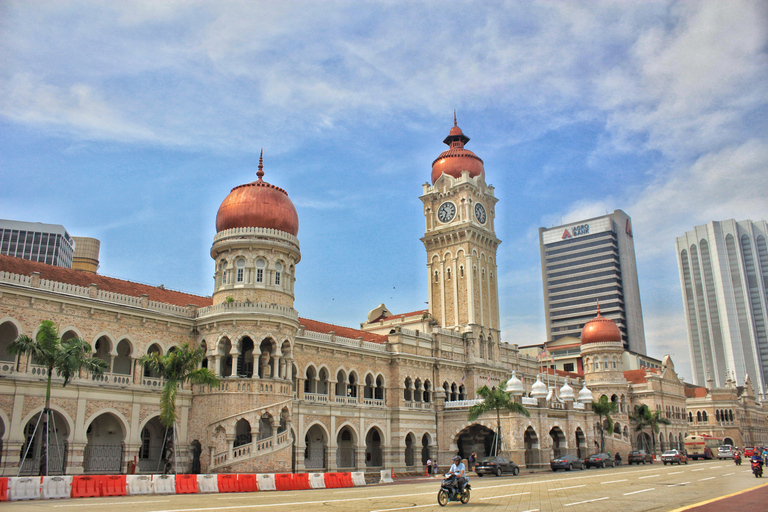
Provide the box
[752,460,763,478]
[437,473,471,506]
[734,454,741,466]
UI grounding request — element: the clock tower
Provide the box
[420,117,501,347]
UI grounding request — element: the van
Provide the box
[717,445,735,459]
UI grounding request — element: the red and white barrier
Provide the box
[256,473,276,491]
[41,475,72,499]
[126,475,153,495]
[351,472,366,486]
[8,477,40,501]
[197,474,219,493]
[308,473,326,489]
[152,474,176,494]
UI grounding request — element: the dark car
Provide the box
[662,449,688,465]
[585,453,617,468]
[550,454,585,471]
[628,450,654,464]
[475,455,520,477]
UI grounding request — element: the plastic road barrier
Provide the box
[126,475,153,495]
[274,473,292,491]
[197,474,219,493]
[152,474,176,494]
[308,473,326,489]
[324,472,353,489]
[351,472,366,486]
[41,475,72,499]
[0,477,8,501]
[379,469,394,484]
[257,473,276,491]
[9,477,41,501]
[175,474,198,494]
[291,473,311,490]
[71,475,100,498]
[238,474,258,493]
[101,475,127,497]
[217,474,240,493]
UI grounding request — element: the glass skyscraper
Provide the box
[539,210,646,354]
[676,219,768,397]
[0,219,74,268]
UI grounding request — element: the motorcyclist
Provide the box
[614,452,622,464]
[734,451,741,465]
[448,455,467,492]
[751,452,764,474]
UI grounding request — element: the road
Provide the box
[3,460,765,512]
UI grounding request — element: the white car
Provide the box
[717,445,735,459]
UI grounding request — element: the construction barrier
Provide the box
[101,475,127,497]
[41,475,72,499]
[291,473,311,490]
[324,472,353,489]
[8,477,40,501]
[0,477,8,502]
[379,469,394,484]
[217,474,240,493]
[175,474,198,494]
[126,475,153,495]
[152,474,176,495]
[197,474,219,493]
[274,473,292,491]
[308,473,326,489]
[351,472,366,486]
[238,474,258,493]
[71,475,100,498]
[257,473,276,491]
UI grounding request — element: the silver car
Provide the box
[717,445,735,459]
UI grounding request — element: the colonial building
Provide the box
[0,119,727,477]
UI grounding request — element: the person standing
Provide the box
[468,452,475,471]
[426,458,432,476]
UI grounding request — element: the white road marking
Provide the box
[699,476,716,481]
[722,473,735,476]
[669,482,690,486]
[551,484,586,491]
[371,505,436,512]
[601,479,628,484]
[639,474,659,479]
[668,471,683,475]
[480,492,531,500]
[624,488,655,495]
[692,468,706,472]
[565,497,609,506]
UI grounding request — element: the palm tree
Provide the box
[139,342,219,472]
[468,386,530,456]
[9,320,109,475]
[591,396,618,453]
[630,404,671,456]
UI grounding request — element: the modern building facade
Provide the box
[539,210,646,354]
[0,219,75,268]
[676,219,768,398]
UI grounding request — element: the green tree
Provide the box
[468,385,530,456]
[630,404,671,456]
[139,342,219,472]
[9,320,109,475]
[591,395,618,453]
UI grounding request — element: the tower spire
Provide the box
[257,149,264,181]
[454,109,457,127]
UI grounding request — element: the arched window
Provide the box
[434,271,439,283]
[696,411,702,422]
[460,266,464,278]
[275,262,283,286]
[220,259,228,285]
[255,259,266,283]
[702,411,708,422]
[446,267,451,281]
[236,258,246,283]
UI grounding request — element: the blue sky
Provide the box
[1,1,766,382]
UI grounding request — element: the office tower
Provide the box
[539,210,646,354]
[676,219,768,396]
[0,219,74,268]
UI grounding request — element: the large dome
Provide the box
[215,153,299,236]
[431,115,484,184]
[580,305,622,344]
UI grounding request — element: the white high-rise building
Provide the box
[676,219,768,397]
[539,210,647,354]
[0,219,74,268]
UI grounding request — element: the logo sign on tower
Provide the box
[561,224,590,240]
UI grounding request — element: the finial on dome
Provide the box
[257,149,264,182]
[454,110,457,127]
[596,299,600,315]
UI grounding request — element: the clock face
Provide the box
[437,202,456,223]
[475,203,487,224]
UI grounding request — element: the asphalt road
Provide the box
[3,460,765,512]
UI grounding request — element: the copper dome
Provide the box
[431,115,484,184]
[215,152,299,236]
[580,305,622,344]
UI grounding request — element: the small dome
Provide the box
[559,380,574,401]
[215,152,299,236]
[530,374,548,399]
[505,370,524,395]
[431,115,484,184]
[580,304,621,344]
[577,382,593,403]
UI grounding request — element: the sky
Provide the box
[1,1,766,383]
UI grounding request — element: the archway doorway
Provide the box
[456,424,495,459]
[365,427,383,467]
[637,432,652,453]
[421,433,432,465]
[84,412,125,473]
[524,426,539,467]
[336,426,356,468]
[405,433,416,467]
[304,424,327,470]
[20,409,70,475]
[574,427,587,459]
[138,416,168,473]
[549,427,566,459]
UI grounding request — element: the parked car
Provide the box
[744,447,755,457]
[585,453,617,468]
[628,450,654,464]
[661,449,688,465]
[717,445,735,459]
[475,455,520,477]
[550,454,585,471]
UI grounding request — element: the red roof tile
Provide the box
[300,317,387,344]
[0,254,212,307]
[624,369,649,384]
[684,383,709,398]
